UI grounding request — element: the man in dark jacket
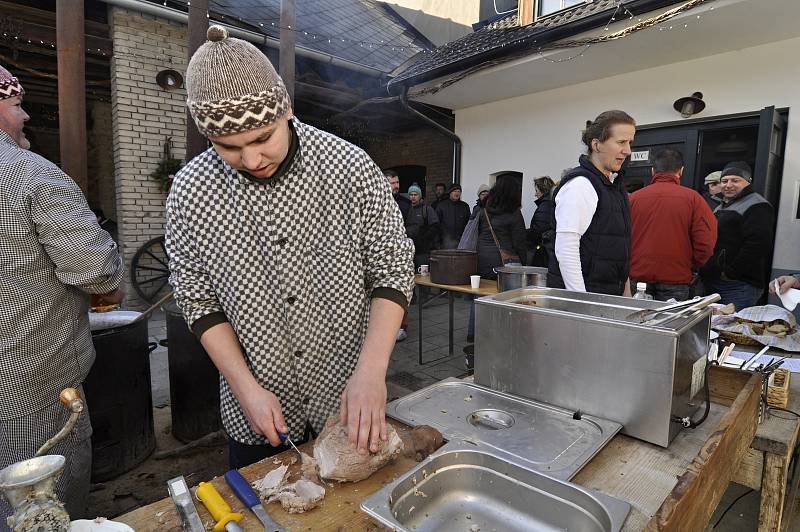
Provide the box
[384,169,410,219]
[630,149,717,301]
[430,182,447,212]
[701,161,774,310]
[436,183,470,249]
[405,184,440,267]
[702,171,723,211]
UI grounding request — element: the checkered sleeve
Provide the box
[26,166,123,294]
[357,153,415,305]
[165,183,224,327]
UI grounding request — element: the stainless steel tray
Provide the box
[387,379,621,480]
[361,440,630,532]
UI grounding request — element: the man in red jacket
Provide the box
[630,148,717,301]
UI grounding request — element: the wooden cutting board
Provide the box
[117,420,422,531]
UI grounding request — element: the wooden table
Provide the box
[413,274,497,364]
[732,376,800,531]
[118,367,773,531]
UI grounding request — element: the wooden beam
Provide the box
[186,0,208,160]
[280,0,295,105]
[518,0,535,27]
[645,368,762,531]
[57,0,87,192]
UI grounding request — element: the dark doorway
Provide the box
[387,165,426,196]
[628,107,787,209]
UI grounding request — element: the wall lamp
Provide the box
[156,69,184,91]
[673,92,705,118]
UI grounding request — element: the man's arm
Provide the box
[726,203,774,280]
[343,154,415,453]
[554,177,598,291]
[690,195,718,269]
[200,322,287,445]
[28,168,124,294]
[340,297,404,454]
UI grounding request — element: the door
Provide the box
[755,106,787,209]
[627,129,698,191]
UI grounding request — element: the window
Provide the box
[538,0,584,17]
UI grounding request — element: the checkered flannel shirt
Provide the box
[0,129,124,420]
[166,119,414,444]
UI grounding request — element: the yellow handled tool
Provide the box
[196,481,244,532]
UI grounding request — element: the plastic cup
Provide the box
[470,275,481,290]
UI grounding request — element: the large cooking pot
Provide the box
[164,301,221,442]
[430,249,477,285]
[85,311,156,482]
[494,265,548,292]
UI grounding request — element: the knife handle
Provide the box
[224,469,261,509]
[196,481,243,532]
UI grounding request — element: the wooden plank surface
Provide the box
[117,421,421,531]
[731,448,764,491]
[573,404,728,531]
[645,372,761,531]
[414,274,497,296]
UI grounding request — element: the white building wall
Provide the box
[454,36,800,271]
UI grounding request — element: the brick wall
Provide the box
[110,7,187,308]
[362,127,454,199]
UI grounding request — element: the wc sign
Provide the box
[630,150,649,162]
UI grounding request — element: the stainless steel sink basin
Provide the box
[361,441,630,532]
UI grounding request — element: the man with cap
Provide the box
[702,170,723,210]
[436,183,470,249]
[166,27,414,468]
[701,161,774,309]
[0,65,124,521]
[404,183,440,268]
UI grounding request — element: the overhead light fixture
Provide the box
[673,91,705,118]
[156,69,184,91]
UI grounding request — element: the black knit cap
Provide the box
[447,183,462,193]
[721,161,752,182]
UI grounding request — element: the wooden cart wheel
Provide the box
[131,236,171,305]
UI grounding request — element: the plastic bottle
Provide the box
[633,282,653,300]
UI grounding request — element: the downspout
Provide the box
[399,87,461,185]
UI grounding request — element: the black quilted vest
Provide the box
[547,155,631,295]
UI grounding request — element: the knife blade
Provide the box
[224,469,285,532]
[167,476,205,532]
[279,432,301,456]
[196,481,244,532]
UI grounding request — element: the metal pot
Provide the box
[493,265,548,292]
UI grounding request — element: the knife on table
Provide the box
[167,476,205,532]
[196,481,244,532]
[224,469,285,532]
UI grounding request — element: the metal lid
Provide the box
[88,311,142,332]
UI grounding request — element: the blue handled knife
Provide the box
[223,469,284,532]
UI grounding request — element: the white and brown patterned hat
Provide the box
[186,26,291,138]
[0,65,24,100]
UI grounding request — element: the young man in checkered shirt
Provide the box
[167,27,414,468]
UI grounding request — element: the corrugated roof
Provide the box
[391,0,635,86]
[205,0,433,73]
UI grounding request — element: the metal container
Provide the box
[475,287,711,447]
[361,440,630,532]
[164,301,221,442]
[429,249,477,285]
[85,316,156,481]
[387,379,620,480]
[494,265,548,292]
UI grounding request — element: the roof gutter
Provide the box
[102,0,387,77]
[388,0,687,92]
[399,87,461,186]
